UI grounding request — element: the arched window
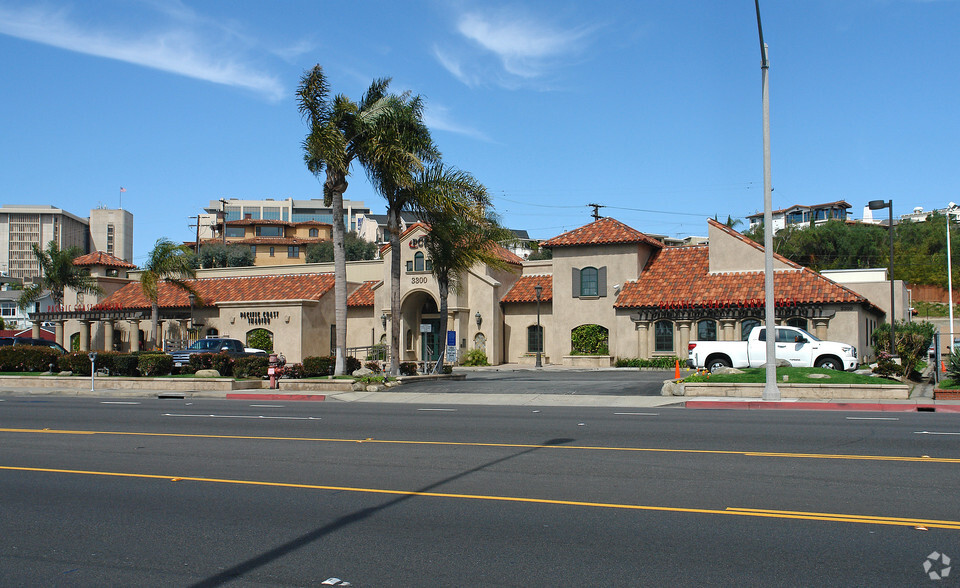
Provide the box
[580,267,599,297]
[406,329,413,350]
[309,228,319,238]
[474,332,486,352]
[654,321,674,353]
[786,317,808,331]
[206,327,219,337]
[527,325,543,353]
[741,318,761,341]
[697,319,717,341]
[414,252,425,271]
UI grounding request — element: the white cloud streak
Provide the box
[0,4,285,101]
[435,8,599,87]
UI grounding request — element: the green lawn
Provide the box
[682,366,901,385]
[937,378,960,390]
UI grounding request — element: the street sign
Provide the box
[447,330,456,346]
[446,346,457,362]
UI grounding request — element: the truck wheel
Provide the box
[815,356,843,371]
[707,357,731,372]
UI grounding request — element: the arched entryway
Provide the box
[400,290,442,363]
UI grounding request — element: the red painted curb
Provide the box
[225,394,326,401]
[684,401,960,412]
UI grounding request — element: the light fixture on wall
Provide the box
[475,311,482,328]
[381,313,387,329]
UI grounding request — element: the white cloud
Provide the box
[0,4,285,101]
[423,103,491,142]
[437,8,599,86]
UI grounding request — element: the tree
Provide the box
[305,232,378,263]
[140,238,200,350]
[359,91,440,375]
[298,64,392,375]
[197,244,254,268]
[417,166,515,370]
[18,241,103,310]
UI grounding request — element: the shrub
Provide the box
[246,329,273,353]
[442,365,453,375]
[302,356,333,377]
[872,320,936,379]
[615,356,680,369]
[345,356,361,374]
[234,356,268,379]
[112,354,140,377]
[0,346,62,372]
[59,352,97,376]
[571,324,609,355]
[139,353,172,376]
[461,349,488,366]
[189,352,234,376]
[364,361,382,374]
[283,363,304,379]
[399,362,418,376]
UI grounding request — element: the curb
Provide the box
[684,400,960,412]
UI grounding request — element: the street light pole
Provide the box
[756,0,779,400]
[534,284,543,368]
[869,199,895,357]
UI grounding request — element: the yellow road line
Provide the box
[2,427,958,464]
[2,464,958,530]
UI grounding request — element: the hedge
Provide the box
[0,346,63,372]
[139,354,173,377]
[302,355,361,377]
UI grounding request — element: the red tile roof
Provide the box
[501,275,552,303]
[98,273,335,309]
[541,218,663,249]
[614,246,871,309]
[487,242,524,266]
[347,280,378,307]
[72,251,137,269]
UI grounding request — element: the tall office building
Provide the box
[0,204,134,281]
[197,197,371,240]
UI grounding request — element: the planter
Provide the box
[562,355,613,368]
[934,388,960,400]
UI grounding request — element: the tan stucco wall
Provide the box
[708,222,794,274]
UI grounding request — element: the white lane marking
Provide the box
[846,417,898,421]
[249,404,284,408]
[417,408,457,412]
[614,412,659,416]
[162,413,320,420]
[101,401,141,405]
[915,431,960,435]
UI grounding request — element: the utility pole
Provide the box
[756,0,779,401]
[219,198,228,246]
[588,203,605,221]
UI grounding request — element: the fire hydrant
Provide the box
[268,353,279,389]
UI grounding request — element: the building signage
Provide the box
[240,310,280,325]
[408,236,428,249]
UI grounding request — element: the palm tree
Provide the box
[359,93,440,375]
[418,170,515,370]
[140,238,199,350]
[297,65,392,375]
[18,241,103,310]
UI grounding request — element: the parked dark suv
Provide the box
[0,337,68,353]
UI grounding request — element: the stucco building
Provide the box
[31,217,887,365]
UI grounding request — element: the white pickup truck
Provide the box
[686,326,858,372]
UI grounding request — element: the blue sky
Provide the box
[1,0,958,263]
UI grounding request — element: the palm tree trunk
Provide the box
[437,276,449,370]
[151,303,160,350]
[388,207,402,376]
[330,184,348,376]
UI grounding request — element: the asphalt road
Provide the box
[408,368,674,395]
[2,396,960,586]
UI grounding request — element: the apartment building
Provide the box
[0,205,133,281]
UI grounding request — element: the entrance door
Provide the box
[421,319,442,362]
